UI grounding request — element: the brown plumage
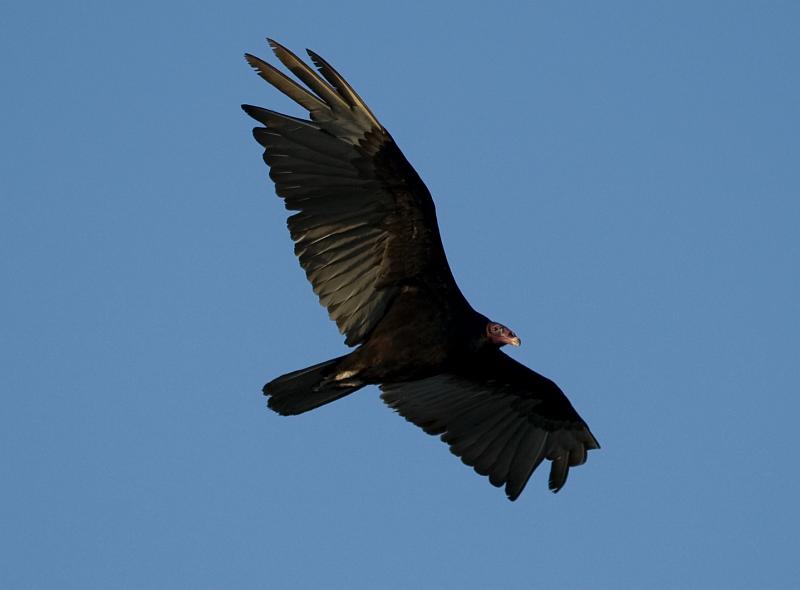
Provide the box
[243,39,599,500]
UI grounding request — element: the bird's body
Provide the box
[243,40,599,500]
[336,291,454,382]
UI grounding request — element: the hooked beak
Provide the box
[508,336,521,347]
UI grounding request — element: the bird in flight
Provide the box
[242,39,599,500]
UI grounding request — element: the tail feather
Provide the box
[264,355,364,415]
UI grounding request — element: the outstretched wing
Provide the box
[243,40,464,346]
[380,350,599,500]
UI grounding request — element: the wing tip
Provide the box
[306,48,324,69]
[241,103,265,124]
[266,38,294,63]
[244,52,271,76]
[548,457,570,493]
[505,488,522,502]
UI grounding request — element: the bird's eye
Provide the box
[491,325,500,333]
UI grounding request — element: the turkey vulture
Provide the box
[242,40,599,500]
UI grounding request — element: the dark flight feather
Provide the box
[243,40,465,346]
[380,350,599,500]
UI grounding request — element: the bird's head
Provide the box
[486,321,521,348]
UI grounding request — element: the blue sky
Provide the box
[2,1,799,588]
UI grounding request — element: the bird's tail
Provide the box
[264,355,364,415]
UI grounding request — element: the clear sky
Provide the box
[2,1,799,588]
